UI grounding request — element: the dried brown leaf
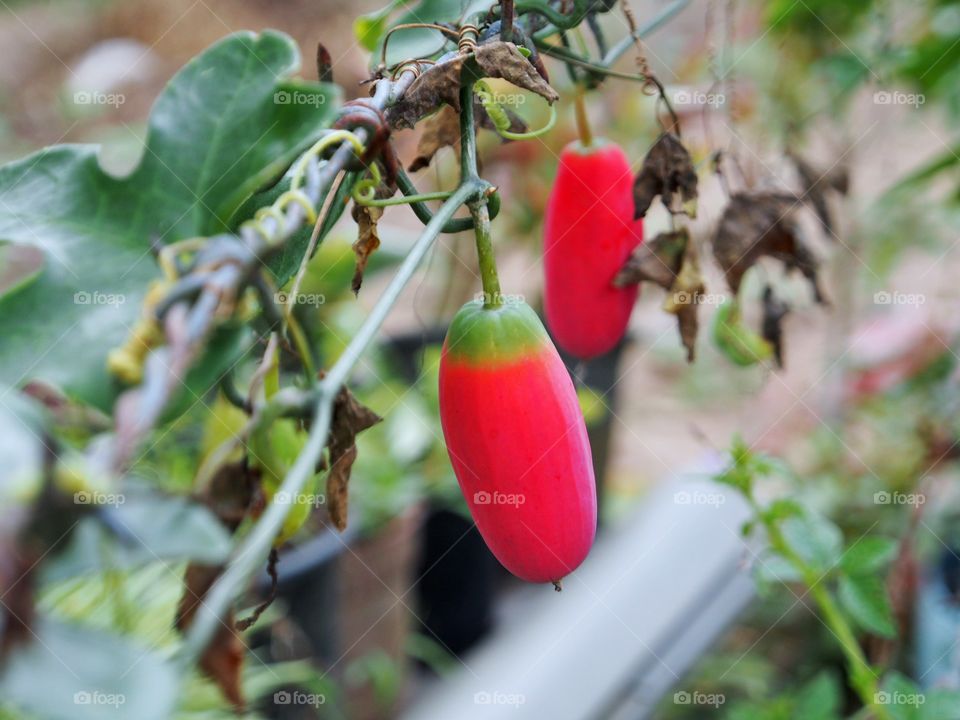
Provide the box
[351,205,383,295]
[408,102,527,172]
[409,106,461,172]
[316,42,334,84]
[614,230,687,289]
[174,461,258,709]
[633,133,699,219]
[176,565,245,711]
[789,151,849,238]
[662,234,705,362]
[325,387,381,531]
[712,192,826,303]
[762,285,789,368]
[388,42,557,129]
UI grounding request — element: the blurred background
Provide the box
[3,0,960,718]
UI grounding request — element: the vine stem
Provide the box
[574,84,593,147]
[754,500,892,720]
[179,180,483,666]
[460,81,502,308]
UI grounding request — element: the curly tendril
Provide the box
[474,80,557,140]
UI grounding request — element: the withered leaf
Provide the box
[789,151,849,238]
[762,285,789,368]
[409,106,461,172]
[388,42,558,129]
[174,461,258,709]
[408,102,528,172]
[326,386,381,531]
[351,204,383,295]
[661,232,704,362]
[176,565,245,711]
[633,133,699,219]
[316,42,334,84]
[614,230,688,289]
[713,192,826,303]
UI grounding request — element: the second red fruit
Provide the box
[543,140,644,359]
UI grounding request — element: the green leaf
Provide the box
[754,551,804,589]
[0,31,339,413]
[0,617,178,720]
[922,688,960,720]
[781,511,843,573]
[39,487,232,584]
[792,671,841,720]
[838,573,896,638]
[877,672,925,720]
[840,536,899,576]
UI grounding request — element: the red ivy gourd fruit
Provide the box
[439,299,597,585]
[543,140,644,359]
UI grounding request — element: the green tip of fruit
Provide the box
[443,299,552,366]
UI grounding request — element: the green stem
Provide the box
[460,81,503,308]
[574,84,593,147]
[756,502,891,720]
[358,189,453,207]
[179,181,482,667]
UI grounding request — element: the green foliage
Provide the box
[0,31,339,411]
[837,573,896,638]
